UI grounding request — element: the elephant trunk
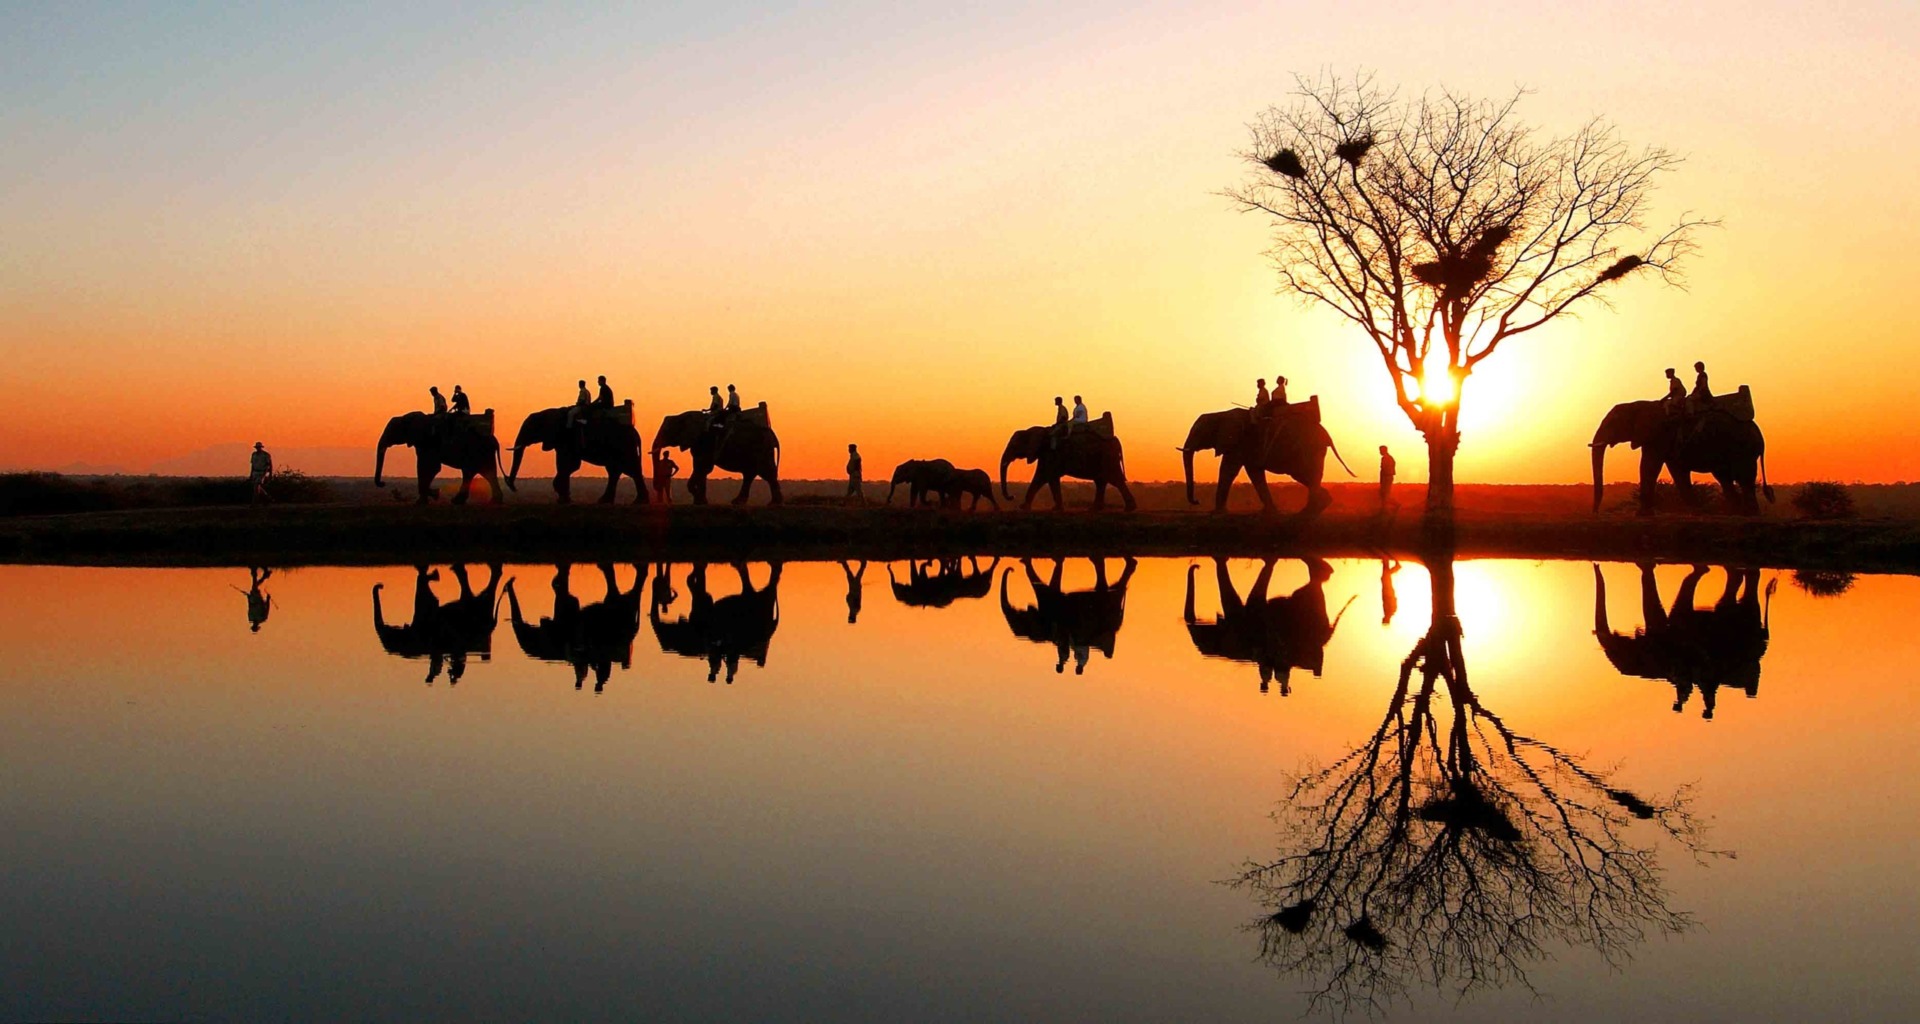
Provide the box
[1183,564,1198,623]
[507,442,527,488]
[1000,446,1018,501]
[1593,565,1610,636]
[886,479,900,505]
[372,584,387,629]
[374,419,400,487]
[1183,446,1198,505]
[1591,442,1607,513]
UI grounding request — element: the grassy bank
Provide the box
[2,501,1916,574]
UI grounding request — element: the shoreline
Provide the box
[1,503,1915,573]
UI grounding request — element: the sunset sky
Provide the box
[4,1,1916,482]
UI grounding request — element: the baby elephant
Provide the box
[943,468,999,511]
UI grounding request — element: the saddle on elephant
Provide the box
[439,409,494,434]
[1068,411,1115,440]
[586,400,635,426]
[1683,385,1755,422]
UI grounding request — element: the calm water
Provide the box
[1,557,1915,1021]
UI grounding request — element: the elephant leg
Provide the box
[690,467,709,506]
[482,467,505,504]
[1092,480,1108,510]
[765,469,781,506]
[416,462,439,504]
[1246,468,1277,513]
[732,474,754,505]
[1048,478,1065,510]
[554,464,574,504]
[598,472,620,504]
[1637,450,1661,516]
[1213,460,1240,513]
[1021,477,1043,511]
[1114,474,1136,512]
[1710,470,1738,513]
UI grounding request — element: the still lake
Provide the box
[1,557,1914,1021]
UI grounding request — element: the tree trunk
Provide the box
[1423,412,1460,517]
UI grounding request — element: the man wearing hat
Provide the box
[248,442,274,504]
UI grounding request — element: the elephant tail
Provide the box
[1326,432,1356,477]
[1759,446,1775,503]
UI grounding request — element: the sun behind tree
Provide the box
[1226,73,1709,516]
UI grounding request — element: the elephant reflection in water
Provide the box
[649,562,782,683]
[505,564,645,692]
[1000,557,1136,674]
[1594,563,1775,720]
[1184,557,1352,694]
[1236,556,1719,1015]
[372,564,502,684]
[890,556,1000,609]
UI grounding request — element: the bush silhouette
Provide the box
[1791,481,1855,520]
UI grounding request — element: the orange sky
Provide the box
[3,2,1916,483]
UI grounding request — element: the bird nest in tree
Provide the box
[1263,148,1306,178]
[1596,255,1644,283]
[1333,133,1374,166]
[1412,226,1512,296]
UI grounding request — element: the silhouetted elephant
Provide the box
[1185,557,1351,694]
[375,410,511,504]
[1591,387,1774,515]
[1181,398,1351,514]
[651,406,782,505]
[1593,563,1774,720]
[886,458,957,506]
[505,563,645,691]
[945,468,999,510]
[999,415,1137,511]
[372,564,502,684]
[1000,557,1136,674]
[649,562,782,683]
[506,403,648,504]
[889,557,1000,608]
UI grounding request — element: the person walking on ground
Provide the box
[430,386,448,416]
[249,442,274,504]
[1377,445,1397,513]
[595,375,614,409]
[1254,378,1270,411]
[726,384,741,414]
[449,385,471,416]
[652,450,679,503]
[845,443,864,505]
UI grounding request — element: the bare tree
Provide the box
[1225,74,1708,514]
[1232,556,1722,1016]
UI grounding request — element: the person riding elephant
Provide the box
[506,400,647,504]
[1591,386,1773,515]
[999,557,1136,674]
[885,458,957,506]
[1180,396,1351,515]
[375,408,511,504]
[505,563,645,692]
[652,404,782,505]
[371,563,502,684]
[1000,413,1136,511]
[889,556,999,609]
[1593,563,1774,721]
[1184,557,1350,695]
[648,562,782,683]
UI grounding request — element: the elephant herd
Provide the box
[372,377,1777,516]
[361,558,1774,705]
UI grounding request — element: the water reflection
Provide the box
[238,566,274,633]
[839,559,867,623]
[648,562,782,683]
[999,557,1135,675]
[371,563,502,684]
[504,564,645,691]
[1183,557,1351,694]
[1237,555,1720,1015]
[888,556,1000,609]
[1594,564,1775,720]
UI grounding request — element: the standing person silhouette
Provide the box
[652,450,679,502]
[1377,445,1397,513]
[595,375,614,409]
[845,443,864,504]
[248,442,274,504]
[449,385,471,416]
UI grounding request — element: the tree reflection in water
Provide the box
[1235,555,1722,1016]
